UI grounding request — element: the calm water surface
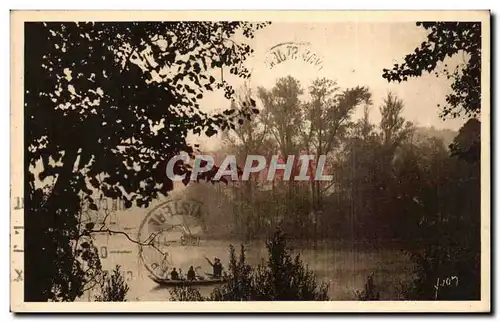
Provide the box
[82,235,413,301]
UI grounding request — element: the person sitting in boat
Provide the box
[170,268,179,280]
[187,266,196,281]
[205,256,223,278]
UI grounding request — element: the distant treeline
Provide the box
[183,77,481,300]
[185,77,480,248]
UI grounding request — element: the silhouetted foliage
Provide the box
[24,21,269,301]
[95,265,130,302]
[170,230,329,301]
[169,284,205,302]
[251,229,329,301]
[382,22,481,118]
[25,20,482,302]
[208,244,254,300]
[449,118,481,163]
[399,119,481,300]
[24,189,102,301]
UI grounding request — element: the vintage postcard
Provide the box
[10,10,491,313]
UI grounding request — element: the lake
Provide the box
[82,234,414,301]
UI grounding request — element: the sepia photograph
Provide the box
[9,10,491,313]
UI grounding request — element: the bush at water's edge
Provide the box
[170,229,330,301]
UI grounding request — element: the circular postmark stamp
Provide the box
[264,41,324,72]
[137,198,205,280]
[241,40,326,93]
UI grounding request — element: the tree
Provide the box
[336,113,382,239]
[258,76,304,159]
[382,22,481,119]
[333,93,414,239]
[379,93,414,152]
[25,21,269,301]
[377,93,415,194]
[449,118,481,163]
[399,120,481,300]
[222,84,269,162]
[303,78,371,210]
[222,85,269,218]
[374,93,414,237]
[256,76,304,223]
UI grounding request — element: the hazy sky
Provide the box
[192,22,469,150]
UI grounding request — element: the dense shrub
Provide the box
[170,229,329,301]
[95,265,129,302]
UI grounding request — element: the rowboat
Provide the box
[149,274,227,287]
[138,198,227,287]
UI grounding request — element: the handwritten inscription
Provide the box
[13,197,24,210]
[14,269,23,282]
[434,276,459,299]
[109,250,133,254]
